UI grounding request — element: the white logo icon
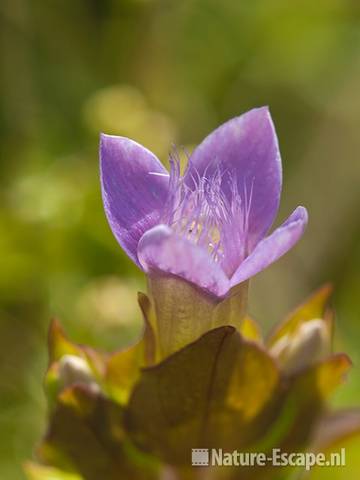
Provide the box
[192,449,209,466]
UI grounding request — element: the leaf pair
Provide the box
[27,286,360,480]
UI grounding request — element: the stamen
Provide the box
[160,149,253,277]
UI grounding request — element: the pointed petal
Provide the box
[100,134,169,266]
[230,206,308,286]
[138,225,230,298]
[185,107,282,248]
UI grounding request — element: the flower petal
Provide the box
[100,134,169,266]
[138,224,230,298]
[185,107,282,249]
[230,206,308,286]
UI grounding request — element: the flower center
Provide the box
[160,150,253,278]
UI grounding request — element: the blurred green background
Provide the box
[0,0,360,478]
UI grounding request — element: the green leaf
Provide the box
[48,320,107,379]
[48,320,84,364]
[45,321,105,406]
[125,326,352,467]
[37,385,159,480]
[137,292,157,365]
[239,315,263,342]
[24,462,82,480]
[125,326,280,464]
[105,343,143,404]
[267,284,333,347]
[46,320,148,407]
[270,353,353,452]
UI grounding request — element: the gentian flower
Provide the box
[100,107,308,299]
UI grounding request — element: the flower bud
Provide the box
[58,354,100,392]
[270,318,331,374]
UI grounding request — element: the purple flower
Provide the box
[100,107,307,299]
